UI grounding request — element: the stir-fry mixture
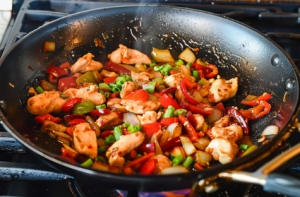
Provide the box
[27,44,274,175]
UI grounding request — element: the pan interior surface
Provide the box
[0,5,298,189]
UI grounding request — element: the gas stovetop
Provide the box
[1,0,300,196]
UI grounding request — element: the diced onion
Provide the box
[161,165,189,175]
[180,136,196,156]
[167,123,178,140]
[123,113,141,125]
[196,150,212,167]
[261,125,279,136]
[151,48,175,63]
[179,65,192,76]
[178,48,196,64]
[150,133,163,155]
[172,124,182,138]
[43,42,55,52]
[193,137,210,150]
[206,107,223,125]
[54,131,73,141]
[159,129,170,145]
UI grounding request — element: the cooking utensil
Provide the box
[0,5,299,192]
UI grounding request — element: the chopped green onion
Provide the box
[81,158,93,168]
[123,122,130,127]
[105,135,115,145]
[98,146,107,153]
[95,156,106,164]
[104,92,110,98]
[154,65,164,71]
[175,109,187,117]
[161,113,165,119]
[170,154,175,161]
[109,83,122,93]
[182,156,193,168]
[239,144,250,151]
[119,74,132,81]
[143,81,156,94]
[116,77,126,86]
[113,126,123,141]
[35,86,44,94]
[172,66,179,70]
[193,70,199,81]
[186,62,192,66]
[161,64,173,75]
[150,62,156,67]
[136,154,143,159]
[165,105,175,118]
[96,104,106,109]
[172,155,183,166]
[175,59,184,66]
[99,83,112,92]
[153,77,163,85]
[128,125,142,133]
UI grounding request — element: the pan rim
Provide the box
[0,4,300,188]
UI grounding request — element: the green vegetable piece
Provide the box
[239,144,250,151]
[99,83,112,92]
[242,145,258,157]
[172,155,183,166]
[172,66,179,70]
[98,146,107,153]
[105,135,115,145]
[119,74,132,81]
[175,109,187,117]
[170,154,175,161]
[128,125,142,133]
[175,59,184,66]
[109,83,122,93]
[153,78,163,85]
[199,78,210,86]
[161,113,165,119]
[35,86,44,94]
[186,62,192,67]
[161,64,173,75]
[143,81,156,94]
[136,154,143,159]
[95,156,106,164]
[81,158,93,168]
[123,122,130,127]
[182,156,193,168]
[116,77,126,86]
[154,65,164,71]
[72,100,95,115]
[76,72,96,86]
[152,59,156,63]
[193,70,199,81]
[96,104,106,109]
[113,126,123,141]
[165,105,175,118]
[104,92,110,98]
[150,62,156,67]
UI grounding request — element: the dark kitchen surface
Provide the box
[1,0,300,196]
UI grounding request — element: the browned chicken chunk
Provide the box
[211,125,243,142]
[208,78,238,103]
[95,112,123,130]
[70,53,103,73]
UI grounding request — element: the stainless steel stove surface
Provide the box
[1,0,300,196]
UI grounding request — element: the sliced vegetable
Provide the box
[182,156,193,168]
[35,114,61,124]
[96,104,106,109]
[81,158,94,168]
[160,117,178,127]
[103,76,118,84]
[105,135,115,145]
[138,142,156,153]
[178,115,198,142]
[205,64,218,78]
[99,83,112,92]
[89,109,111,117]
[44,42,55,52]
[123,113,141,126]
[151,48,175,63]
[128,125,142,133]
[175,109,187,117]
[239,101,271,121]
[72,100,95,115]
[86,115,100,137]
[180,136,196,156]
[98,146,108,153]
[142,122,162,139]
[160,137,181,152]
[122,89,149,102]
[46,65,68,78]
[167,122,182,139]
[161,165,189,175]
[178,48,196,64]
[215,102,225,116]
[193,137,210,150]
[76,72,96,85]
[58,77,77,92]
[68,119,85,126]
[241,145,258,157]
[241,93,272,106]
[261,125,279,136]
[172,155,183,166]
[123,152,155,175]
[158,87,177,97]
[227,107,250,136]
[41,80,57,91]
[35,86,44,94]
[206,107,223,125]
[104,62,131,75]
[143,81,156,94]
[64,114,85,122]
[159,94,181,110]
[113,126,123,140]
[101,130,113,138]
[169,147,186,160]
[193,70,199,80]
[175,59,184,66]
[61,98,82,113]
[95,156,106,164]
[139,159,157,175]
[180,77,201,104]
[239,144,250,151]
[153,77,163,85]
[195,150,212,167]
[164,105,176,118]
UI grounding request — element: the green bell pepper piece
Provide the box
[76,72,96,86]
[143,81,156,94]
[182,156,193,168]
[98,146,107,153]
[153,78,163,85]
[123,122,130,127]
[72,100,95,115]
[99,83,112,92]
[175,59,184,66]
[172,155,183,166]
[95,156,106,164]
[81,158,93,168]
[161,64,173,75]
[165,105,175,118]
[96,104,106,109]
[35,86,44,94]
[105,135,115,145]
[193,70,199,81]
[113,126,123,141]
[239,144,250,151]
[175,109,187,117]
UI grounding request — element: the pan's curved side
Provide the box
[0,5,299,191]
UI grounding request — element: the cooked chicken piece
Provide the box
[64,85,106,106]
[73,123,97,159]
[163,73,195,88]
[138,111,161,125]
[211,125,243,142]
[205,138,238,164]
[27,91,68,115]
[175,86,186,103]
[70,53,103,73]
[107,98,128,112]
[208,78,238,103]
[95,112,123,130]
[109,44,152,65]
[120,81,135,98]
[106,132,145,169]
[131,71,154,88]
[193,114,205,132]
[151,155,172,174]
[214,115,230,128]
[121,99,160,114]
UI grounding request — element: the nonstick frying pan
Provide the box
[0,5,300,193]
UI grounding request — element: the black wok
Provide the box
[0,5,299,192]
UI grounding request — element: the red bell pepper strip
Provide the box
[122,89,149,103]
[241,93,272,106]
[123,152,155,175]
[159,94,181,110]
[61,147,78,159]
[160,137,182,152]
[61,98,82,113]
[158,87,177,97]
[72,73,82,78]
[58,77,77,92]
[46,65,68,78]
[122,129,131,135]
[169,70,181,75]
[59,62,71,69]
[205,128,214,140]
[99,88,111,93]
[112,92,120,98]
[34,114,62,124]
[68,119,86,126]
[139,159,157,175]
[129,149,137,160]
[58,155,77,165]
[138,142,156,154]
[227,107,250,136]
[101,130,114,138]
[199,70,205,79]
[104,62,131,75]
[240,101,271,121]
[64,114,86,122]
[194,162,204,170]
[186,112,197,128]
[66,127,73,136]
[205,64,218,78]
[180,77,200,104]
[89,109,111,117]
[103,76,118,84]
[215,102,225,116]
[49,74,58,83]
[178,114,198,142]
[180,101,212,117]
[142,122,162,139]
[191,63,212,73]
[159,117,179,127]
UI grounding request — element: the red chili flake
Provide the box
[28,65,34,71]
